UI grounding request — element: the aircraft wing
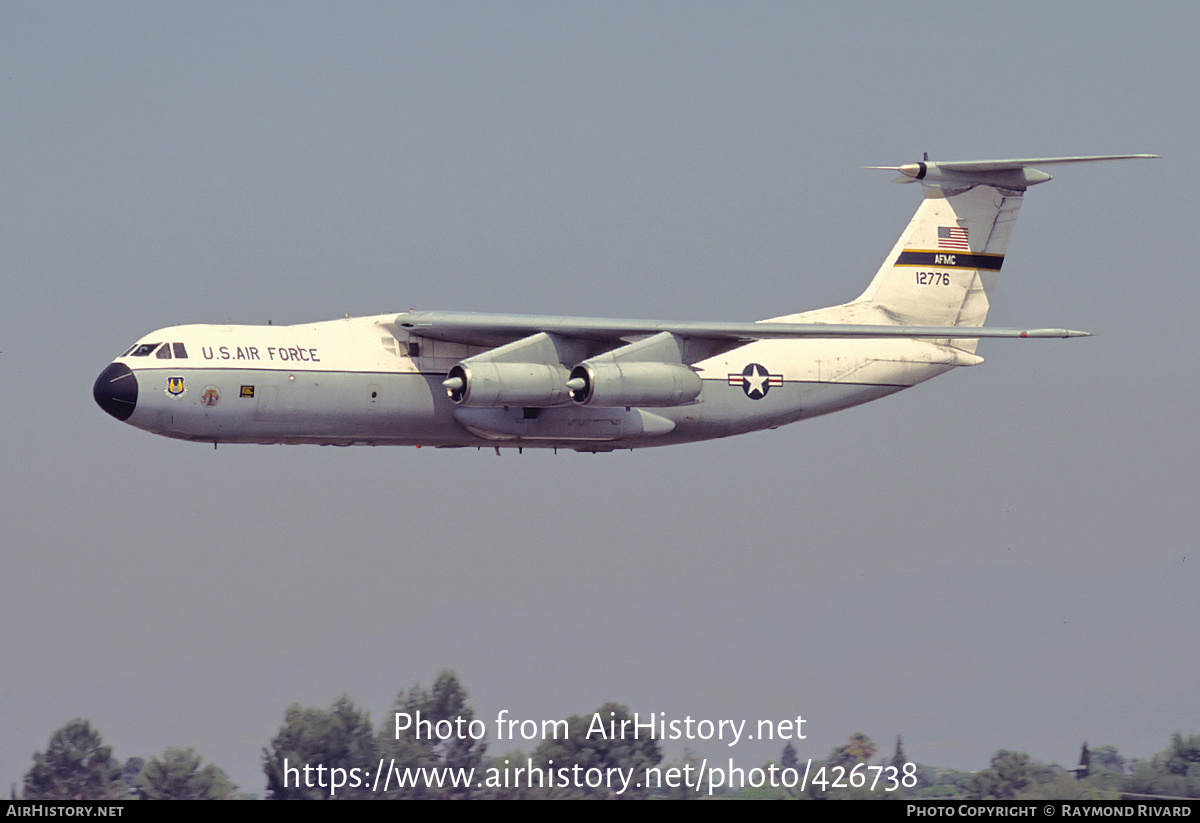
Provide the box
[392,310,1088,348]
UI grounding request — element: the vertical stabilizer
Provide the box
[854,185,1022,337]
[776,155,1157,343]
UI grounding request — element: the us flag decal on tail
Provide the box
[938,226,969,250]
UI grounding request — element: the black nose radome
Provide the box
[94,363,138,421]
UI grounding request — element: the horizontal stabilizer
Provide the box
[868,154,1157,189]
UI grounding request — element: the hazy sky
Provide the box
[3,1,1196,794]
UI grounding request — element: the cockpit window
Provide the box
[156,343,172,359]
[121,344,139,357]
[129,343,161,357]
[172,343,188,359]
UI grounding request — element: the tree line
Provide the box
[17,669,1200,799]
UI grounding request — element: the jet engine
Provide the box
[567,361,701,407]
[443,361,570,407]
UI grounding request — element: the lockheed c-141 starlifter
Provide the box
[94,154,1154,452]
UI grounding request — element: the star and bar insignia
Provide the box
[728,363,783,399]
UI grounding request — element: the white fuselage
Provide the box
[101,159,1139,450]
[94,314,957,451]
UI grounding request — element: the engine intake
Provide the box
[444,361,570,407]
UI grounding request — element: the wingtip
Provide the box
[1020,328,1093,338]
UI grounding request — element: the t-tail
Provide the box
[779,155,1156,350]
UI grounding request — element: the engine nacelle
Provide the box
[568,361,702,407]
[444,361,569,407]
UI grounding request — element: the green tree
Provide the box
[23,719,124,800]
[827,732,877,769]
[263,695,377,799]
[1089,744,1126,774]
[968,750,1055,799]
[528,702,662,799]
[377,670,486,799]
[779,743,800,799]
[781,742,799,772]
[138,748,234,800]
[1161,732,1200,777]
[1121,732,1200,797]
[120,757,144,798]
